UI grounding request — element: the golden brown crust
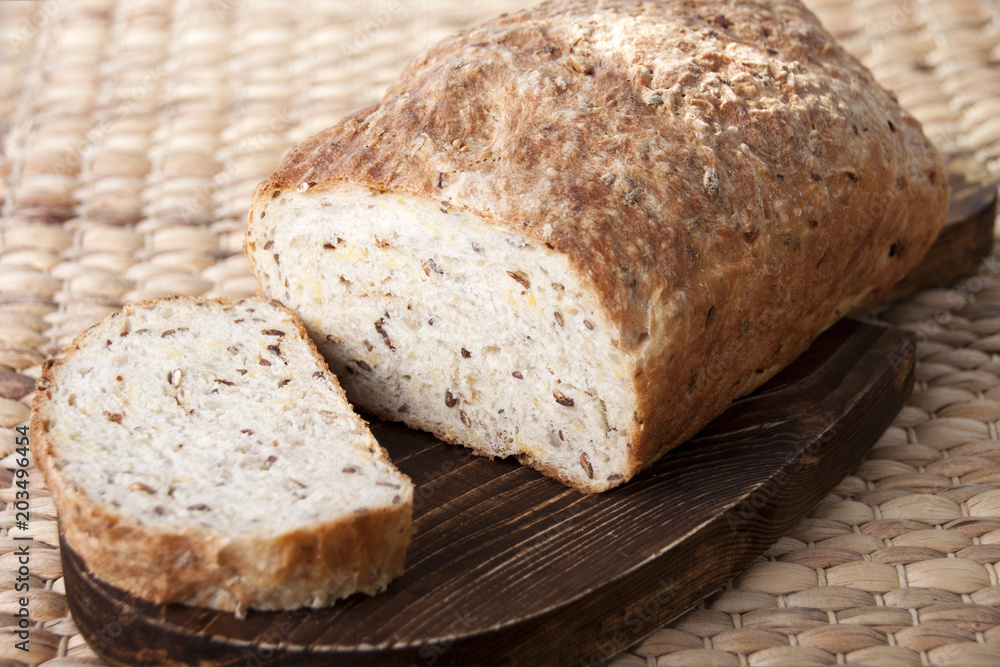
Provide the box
[249,0,947,488]
[31,296,413,612]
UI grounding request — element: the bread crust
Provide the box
[248,0,947,488]
[31,296,413,613]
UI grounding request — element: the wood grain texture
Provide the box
[59,163,996,666]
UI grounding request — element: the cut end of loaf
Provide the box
[31,296,413,612]
[244,0,949,494]
[248,184,638,492]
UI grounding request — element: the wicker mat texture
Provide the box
[2,0,1000,665]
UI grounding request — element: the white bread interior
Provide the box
[249,185,635,491]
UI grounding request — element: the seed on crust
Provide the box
[568,53,595,74]
[703,169,721,196]
[630,64,653,88]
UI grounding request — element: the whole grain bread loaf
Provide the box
[31,297,413,614]
[246,0,948,492]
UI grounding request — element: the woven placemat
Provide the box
[1,0,999,665]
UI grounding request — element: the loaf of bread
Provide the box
[31,297,413,614]
[246,0,948,492]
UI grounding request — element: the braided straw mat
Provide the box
[2,0,1000,665]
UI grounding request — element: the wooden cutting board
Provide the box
[61,156,997,667]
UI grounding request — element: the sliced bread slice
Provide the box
[31,296,413,615]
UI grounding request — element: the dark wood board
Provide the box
[61,161,997,667]
[62,321,916,667]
